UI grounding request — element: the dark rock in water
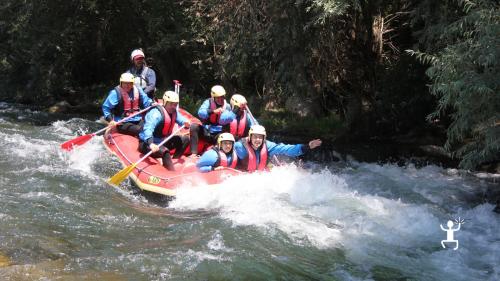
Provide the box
[476,171,500,213]
[487,185,500,214]
[48,101,72,113]
[48,101,100,114]
[479,162,500,174]
[71,102,100,113]
[419,145,452,159]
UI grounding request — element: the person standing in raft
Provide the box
[234,125,322,172]
[189,85,233,156]
[138,91,190,171]
[102,73,153,136]
[196,133,238,172]
[223,94,256,140]
[127,49,157,99]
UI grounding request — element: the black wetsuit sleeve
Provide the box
[301,144,311,154]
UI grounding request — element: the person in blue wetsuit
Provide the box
[127,49,157,99]
[102,73,153,136]
[138,91,190,171]
[223,94,256,140]
[197,133,238,172]
[189,85,233,156]
[234,125,322,172]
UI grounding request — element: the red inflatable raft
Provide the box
[103,108,242,196]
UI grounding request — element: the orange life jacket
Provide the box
[153,105,177,138]
[229,110,247,139]
[242,137,268,172]
[118,86,140,117]
[214,147,238,169]
[208,98,227,124]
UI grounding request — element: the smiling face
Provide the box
[214,96,225,106]
[164,102,178,114]
[220,140,233,153]
[120,82,133,92]
[250,134,264,149]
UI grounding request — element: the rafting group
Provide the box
[63,49,322,189]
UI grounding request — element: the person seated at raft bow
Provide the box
[102,73,153,136]
[223,94,256,140]
[127,49,157,99]
[196,133,238,172]
[234,125,322,172]
[189,85,233,156]
[138,91,190,171]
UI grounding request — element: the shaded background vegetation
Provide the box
[0,0,498,169]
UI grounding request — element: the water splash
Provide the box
[171,162,499,280]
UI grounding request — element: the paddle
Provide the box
[173,80,181,109]
[245,106,258,125]
[107,126,184,186]
[173,80,181,95]
[60,106,153,151]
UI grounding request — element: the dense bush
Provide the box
[410,0,499,168]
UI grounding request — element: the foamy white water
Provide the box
[171,163,500,280]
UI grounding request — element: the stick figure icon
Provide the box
[440,220,461,250]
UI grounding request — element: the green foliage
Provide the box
[411,0,500,169]
[0,0,186,104]
[1,0,497,169]
[260,109,345,140]
[179,90,203,116]
[185,0,358,111]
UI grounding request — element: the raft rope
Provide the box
[108,133,219,182]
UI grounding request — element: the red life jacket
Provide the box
[157,105,176,137]
[229,110,247,138]
[216,147,238,169]
[242,137,268,172]
[208,98,227,124]
[119,86,140,116]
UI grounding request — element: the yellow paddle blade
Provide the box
[107,163,137,186]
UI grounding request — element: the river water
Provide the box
[0,102,498,280]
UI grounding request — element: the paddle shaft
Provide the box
[107,126,185,185]
[245,107,258,125]
[61,105,154,150]
[135,126,184,164]
[173,80,181,95]
[173,80,181,109]
[101,105,154,133]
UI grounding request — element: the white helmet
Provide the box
[249,125,266,137]
[217,133,235,148]
[210,85,226,98]
[163,91,179,103]
[230,94,247,109]
[130,49,145,61]
[119,73,135,83]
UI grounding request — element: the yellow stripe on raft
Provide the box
[103,137,178,196]
[128,171,177,196]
